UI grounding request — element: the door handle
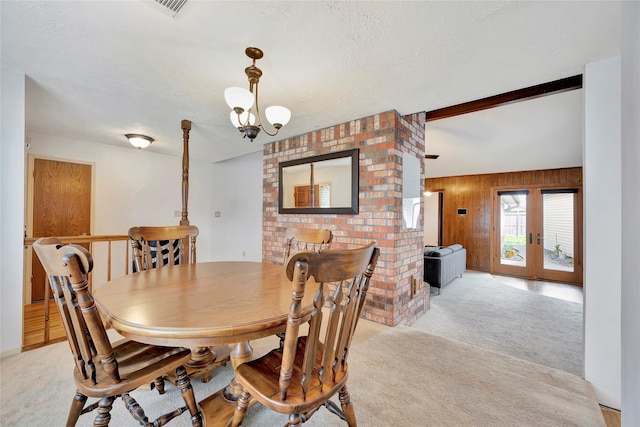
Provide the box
[529,233,532,245]
[537,233,541,245]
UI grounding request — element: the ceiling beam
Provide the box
[425,74,583,122]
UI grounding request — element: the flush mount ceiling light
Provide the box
[224,47,291,142]
[125,134,154,149]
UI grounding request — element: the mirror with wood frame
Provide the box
[278,149,359,214]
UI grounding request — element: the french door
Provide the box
[491,186,582,284]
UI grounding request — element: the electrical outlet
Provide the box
[214,211,221,218]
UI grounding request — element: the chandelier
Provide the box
[224,47,291,141]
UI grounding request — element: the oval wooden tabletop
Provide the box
[93,261,318,347]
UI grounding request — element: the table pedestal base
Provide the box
[200,340,256,425]
[200,388,260,427]
[165,345,230,385]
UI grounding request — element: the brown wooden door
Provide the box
[491,186,582,284]
[31,159,92,301]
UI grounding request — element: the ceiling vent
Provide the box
[152,0,188,17]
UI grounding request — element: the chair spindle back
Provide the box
[33,237,120,384]
[280,242,379,401]
[283,227,333,265]
[128,225,199,272]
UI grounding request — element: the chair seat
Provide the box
[235,337,348,412]
[74,339,192,398]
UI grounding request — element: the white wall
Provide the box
[27,132,185,232]
[621,2,640,425]
[209,151,263,262]
[583,56,622,409]
[27,132,264,266]
[25,131,220,255]
[1,69,26,356]
[24,130,219,283]
[424,193,439,246]
[0,70,265,355]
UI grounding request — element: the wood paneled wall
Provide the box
[424,167,582,272]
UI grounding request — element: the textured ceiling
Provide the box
[425,88,584,178]
[1,1,621,165]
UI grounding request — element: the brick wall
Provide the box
[263,110,428,326]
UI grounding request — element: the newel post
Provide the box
[180,119,191,226]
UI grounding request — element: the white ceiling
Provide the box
[1,1,621,168]
[425,88,584,178]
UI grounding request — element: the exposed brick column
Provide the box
[263,110,428,326]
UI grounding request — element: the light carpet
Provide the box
[1,319,603,426]
[412,270,583,376]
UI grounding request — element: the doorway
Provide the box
[27,157,92,301]
[491,186,582,284]
[23,157,92,349]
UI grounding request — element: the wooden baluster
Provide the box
[43,274,51,345]
[125,241,129,275]
[107,240,112,281]
[88,241,93,293]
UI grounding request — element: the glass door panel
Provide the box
[493,190,533,277]
[536,189,581,283]
[500,193,527,267]
[542,193,574,273]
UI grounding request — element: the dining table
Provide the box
[93,260,319,426]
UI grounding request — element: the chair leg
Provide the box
[231,390,251,427]
[154,376,166,395]
[338,385,357,427]
[93,396,115,427]
[175,365,202,427]
[122,393,150,425]
[276,331,286,349]
[65,390,87,427]
[287,414,303,427]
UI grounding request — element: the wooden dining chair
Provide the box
[32,237,202,427]
[231,242,380,427]
[283,227,333,265]
[276,227,335,346]
[128,224,230,385]
[128,225,199,272]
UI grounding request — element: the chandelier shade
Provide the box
[230,111,256,129]
[225,47,290,141]
[224,87,254,112]
[265,106,291,128]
